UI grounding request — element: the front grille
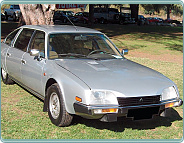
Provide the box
[117,95,161,107]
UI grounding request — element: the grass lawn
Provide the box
[1,22,183,140]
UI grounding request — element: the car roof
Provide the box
[20,25,102,34]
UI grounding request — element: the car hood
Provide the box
[55,59,173,97]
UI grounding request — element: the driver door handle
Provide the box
[7,53,11,57]
[21,59,26,65]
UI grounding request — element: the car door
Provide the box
[6,28,34,82]
[2,28,20,71]
[21,30,46,95]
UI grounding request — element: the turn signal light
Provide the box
[75,96,82,102]
[94,108,118,114]
[102,108,117,113]
[165,102,174,108]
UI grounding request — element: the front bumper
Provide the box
[74,98,183,122]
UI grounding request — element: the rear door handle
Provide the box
[7,53,11,57]
[21,59,26,65]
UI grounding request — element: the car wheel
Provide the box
[119,20,124,25]
[47,83,73,127]
[1,68,14,85]
[83,19,87,24]
[63,18,67,23]
[4,12,8,20]
[100,18,105,24]
[13,13,17,21]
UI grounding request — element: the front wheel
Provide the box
[1,68,14,85]
[47,83,73,127]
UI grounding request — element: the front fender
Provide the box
[43,60,90,114]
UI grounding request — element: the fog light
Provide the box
[94,108,118,114]
[165,102,174,108]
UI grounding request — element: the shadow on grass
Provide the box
[72,108,182,132]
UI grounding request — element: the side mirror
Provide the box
[30,49,40,57]
[121,49,128,55]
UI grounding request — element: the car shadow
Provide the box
[71,108,182,132]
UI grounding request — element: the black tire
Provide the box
[1,68,14,85]
[100,18,105,24]
[47,83,73,127]
[83,19,87,24]
[5,12,8,20]
[63,18,67,23]
[13,13,16,21]
[119,20,124,25]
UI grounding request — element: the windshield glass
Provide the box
[14,5,20,9]
[48,33,122,60]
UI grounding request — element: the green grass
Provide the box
[1,23,183,140]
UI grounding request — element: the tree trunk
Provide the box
[19,4,55,25]
[130,4,139,22]
[166,4,171,19]
[88,4,94,26]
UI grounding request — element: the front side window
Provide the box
[29,30,45,58]
[49,33,122,60]
[14,28,34,52]
[5,29,20,46]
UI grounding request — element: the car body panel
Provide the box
[55,58,173,97]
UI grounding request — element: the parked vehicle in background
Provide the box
[74,12,89,24]
[147,17,159,24]
[1,13,5,21]
[4,5,21,21]
[74,12,97,24]
[62,11,74,17]
[138,15,149,25]
[1,25,183,127]
[119,13,135,25]
[53,11,77,23]
[119,7,135,25]
[94,8,120,24]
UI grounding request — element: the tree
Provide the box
[88,4,94,26]
[130,4,139,22]
[19,4,55,25]
[141,4,182,19]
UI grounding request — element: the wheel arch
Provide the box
[43,78,59,112]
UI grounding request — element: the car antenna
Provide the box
[66,16,78,31]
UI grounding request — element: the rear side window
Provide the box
[5,29,19,46]
[14,28,34,52]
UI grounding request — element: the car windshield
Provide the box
[14,5,20,9]
[48,33,122,60]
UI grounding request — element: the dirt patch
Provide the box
[126,50,183,65]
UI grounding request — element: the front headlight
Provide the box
[161,86,178,101]
[87,90,118,105]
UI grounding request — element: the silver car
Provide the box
[1,25,182,127]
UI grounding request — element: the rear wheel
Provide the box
[100,18,105,24]
[1,68,14,85]
[63,18,67,23]
[83,19,87,24]
[47,83,73,127]
[13,13,17,21]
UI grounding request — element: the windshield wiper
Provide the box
[58,53,87,58]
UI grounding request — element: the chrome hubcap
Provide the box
[2,68,7,79]
[49,92,60,119]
